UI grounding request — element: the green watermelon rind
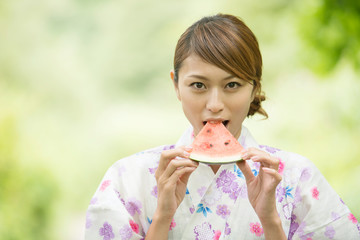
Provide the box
[189,152,243,164]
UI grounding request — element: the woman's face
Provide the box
[172,54,255,139]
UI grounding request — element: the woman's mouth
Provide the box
[203,120,229,127]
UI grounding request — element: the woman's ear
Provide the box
[170,70,181,101]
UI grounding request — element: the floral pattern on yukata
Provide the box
[85,127,360,240]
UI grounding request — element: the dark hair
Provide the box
[173,14,268,118]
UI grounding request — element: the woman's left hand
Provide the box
[236,147,282,224]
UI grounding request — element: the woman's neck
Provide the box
[210,164,221,174]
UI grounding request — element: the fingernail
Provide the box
[183,151,190,157]
[251,156,259,161]
[185,146,193,152]
[242,153,248,159]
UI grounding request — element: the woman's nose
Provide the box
[206,89,224,113]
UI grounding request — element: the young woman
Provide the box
[85,14,359,239]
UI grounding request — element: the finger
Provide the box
[236,160,255,183]
[162,159,198,179]
[163,166,197,190]
[262,167,282,185]
[157,147,191,177]
[242,148,279,170]
[179,165,197,185]
[251,155,279,170]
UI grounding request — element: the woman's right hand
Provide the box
[154,146,198,222]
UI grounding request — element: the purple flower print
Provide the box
[224,222,231,235]
[216,205,230,219]
[282,203,293,220]
[99,222,115,240]
[216,170,237,193]
[331,211,341,221]
[324,225,336,239]
[300,232,314,240]
[151,185,158,198]
[259,145,280,154]
[237,183,248,198]
[148,167,157,174]
[119,225,133,240]
[90,197,98,205]
[194,222,214,240]
[118,165,126,176]
[276,185,286,203]
[197,186,207,197]
[294,186,302,204]
[190,206,195,214]
[229,186,240,200]
[300,167,312,182]
[288,221,299,239]
[125,198,142,216]
[115,189,121,200]
[86,213,92,229]
[163,145,175,151]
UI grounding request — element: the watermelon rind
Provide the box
[190,153,243,164]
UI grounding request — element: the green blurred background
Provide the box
[1,0,359,239]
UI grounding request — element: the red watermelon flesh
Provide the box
[189,121,244,164]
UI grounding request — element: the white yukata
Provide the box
[85,126,360,240]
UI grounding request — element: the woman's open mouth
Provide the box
[202,120,229,127]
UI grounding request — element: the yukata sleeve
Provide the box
[288,158,360,240]
[85,164,146,240]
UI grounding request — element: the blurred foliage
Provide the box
[297,0,360,74]
[0,113,58,239]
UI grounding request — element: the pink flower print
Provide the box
[100,180,111,192]
[99,222,115,240]
[311,187,319,200]
[213,230,221,240]
[169,218,176,230]
[278,158,284,174]
[216,205,230,219]
[348,213,358,224]
[129,220,139,233]
[249,222,263,237]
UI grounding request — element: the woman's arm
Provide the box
[145,146,197,240]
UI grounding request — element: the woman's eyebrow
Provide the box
[186,74,235,80]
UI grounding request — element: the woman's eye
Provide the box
[226,82,240,89]
[191,82,205,89]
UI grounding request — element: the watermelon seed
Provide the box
[207,129,211,133]
[210,144,213,148]
[224,140,230,145]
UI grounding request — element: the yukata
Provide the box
[85,126,360,240]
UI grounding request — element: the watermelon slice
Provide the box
[189,121,244,164]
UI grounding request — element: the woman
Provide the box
[85,14,359,239]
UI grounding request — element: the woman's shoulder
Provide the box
[258,144,311,166]
[106,144,176,175]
